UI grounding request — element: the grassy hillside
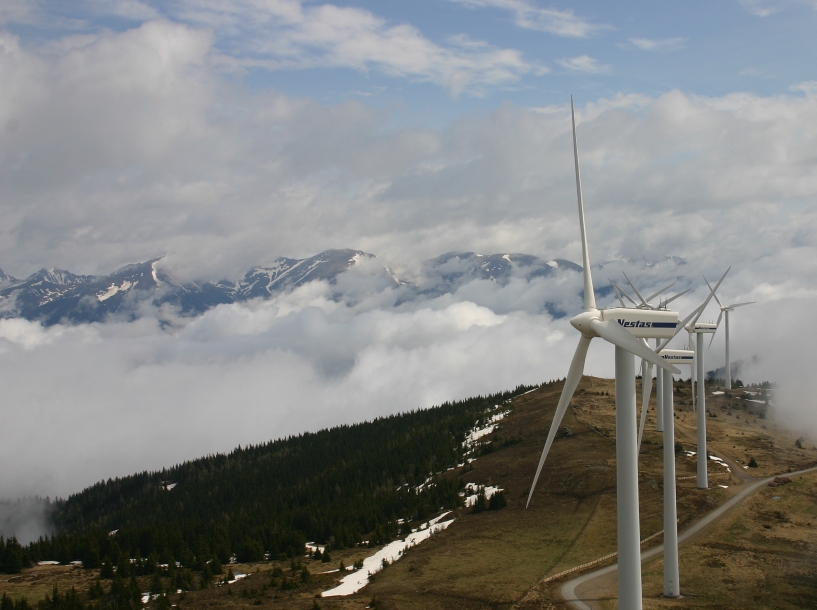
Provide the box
[2,377,815,610]
[5,384,534,574]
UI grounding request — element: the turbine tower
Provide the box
[689,321,716,489]
[657,349,693,599]
[527,98,681,610]
[706,285,755,390]
[645,281,728,595]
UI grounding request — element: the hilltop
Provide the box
[1,377,815,609]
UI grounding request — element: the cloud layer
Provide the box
[1,19,816,285]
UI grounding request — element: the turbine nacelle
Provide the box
[686,322,717,334]
[570,308,679,339]
[604,308,678,339]
[660,349,694,363]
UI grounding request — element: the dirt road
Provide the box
[558,464,817,610]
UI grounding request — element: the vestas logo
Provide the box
[663,355,693,360]
[617,319,676,329]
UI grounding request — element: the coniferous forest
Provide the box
[1,384,534,584]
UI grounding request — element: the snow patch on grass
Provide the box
[321,512,454,597]
[460,483,503,507]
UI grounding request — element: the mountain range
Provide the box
[0,250,582,326]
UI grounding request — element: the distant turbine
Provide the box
[657,349,694,599]
[637,282,723,454]
[705,282,755,390]
[657,271,731,490]
[527,98,680,610]
[690,320,716,489]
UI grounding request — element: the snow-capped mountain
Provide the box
[420,252,581,294]
[0,248,602,326]
[233,250,377,300]
[0,249,383,325]
[0,259,170,325]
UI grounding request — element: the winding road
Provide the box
[558,464,817,610]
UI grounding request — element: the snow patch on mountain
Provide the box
[97,281,134,302]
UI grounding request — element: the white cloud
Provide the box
[627,37,687,52]
[2,21,817,288]
[448,0,607,37]
[557,54,611,74]
[738,0,781,16]
[791,80,817,96]
[3,25,817,286]
[736,0,817,16]
[2,1,540,97]
[168,0,539,96]
[89,0,162,21]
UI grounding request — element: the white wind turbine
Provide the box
[656,348,693,599]
[636,281,726,454]
[640,280,727,597]
[609,278,688,441]
[657,275,730,491]
[705,283,755,391]
[526,98,681,610]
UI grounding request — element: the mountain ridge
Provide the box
[0,249,588,326]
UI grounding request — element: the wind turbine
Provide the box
[705,284,755,391]
[656,349,693,598]
[652,270,729,490]
[610,278,689,440]
[526,98,681,610]
[689,319,716,488]
[636,281,725,454]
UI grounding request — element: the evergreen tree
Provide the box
[471,489,488,514]
[488,491,507,510]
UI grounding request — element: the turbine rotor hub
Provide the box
[570,309,599,335]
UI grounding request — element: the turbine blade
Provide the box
[660,288,690,308]
[728,301,756,309]
[638,359,653,452]
[656,298,711,352]
[623,272,650,308]
[609,280,627,308]
[710,283,723,308]
[571,97,595,311]
[527,334,592,507]
[691,267,731,327]
[708,310,723,348]
[590,319,681,374]
[657,303,704,351]
[611,281,638,306]
[645,283,675,304]
[656,268,730,351]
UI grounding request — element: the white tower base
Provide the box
[725,311,731,391]
[688,331,696,413]
[616,347,643,610]
[696,332,708,489]
[656,361,664,432]
[662,368,680,597]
